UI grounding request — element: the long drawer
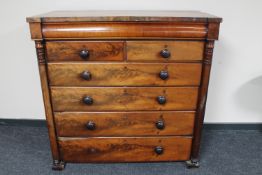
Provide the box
[48,63,202,86]
[51,87,199,111]
[55,111,195,137]
[58,136,192,162]
[42,22,207,39]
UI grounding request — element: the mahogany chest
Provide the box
[27,11,222,170]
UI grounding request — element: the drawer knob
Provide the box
[155,146,164,155]
[157,96,166,105]
[156,120,165,130]
[86,121,96,130]
[80,50,90,59]
[83,96,93,105]
[160,49,171,58]
[81,71,92,80]
[159,70,169,80]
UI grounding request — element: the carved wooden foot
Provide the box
[52,160,65,170]
[185,159,200,168]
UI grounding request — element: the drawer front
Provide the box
[55,111,195,137]
[46,41,124,61]
[42,22,207,39]
[48,63,202,86]
[51,87,198,111]
[127,41,204,61]
[58,137,192,162]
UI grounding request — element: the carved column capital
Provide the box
[203,40,215,65]
[35,40,46,64]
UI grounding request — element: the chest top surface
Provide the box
[26,10,222,23]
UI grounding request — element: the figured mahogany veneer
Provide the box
[58,136,192,162]
[127,41,204,61]
[42,22,207,39]
[55,112,195,137]
[46,41,124,61]
[48,63,202,86]
[51,87,199,111]
[27,10,222,170]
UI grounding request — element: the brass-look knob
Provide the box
[80,50,89,59]
[155,146,164,155]
[86,121,96,130]
[160,49,171,58]
[81,71,92,80]
[159,70,169,80]
[83,96,93,105]
[157,96,166,105]
[156,120,165,130]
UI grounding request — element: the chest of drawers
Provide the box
[27,11,222,170]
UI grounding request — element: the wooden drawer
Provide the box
[46,41,124,62]
[41,22,208,39]
[48,63,202,86]
[51,87,199,111]
[127,41,204,62]
[58,136,192,162]
[55,111,195,137]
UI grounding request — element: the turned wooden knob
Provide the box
[157,96,166,105]
[160,49,171,58]
[155,146,164,155]
[86,121,96,130]
[80,50,90,59]
[81,71,92,80]
[83,96,93,105]
[159,70,169,80]
[156,120,165,130]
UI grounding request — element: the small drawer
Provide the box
[48,63,202,86]
[127,41,204,62]
[51,87,198,111]
[46,41,124,61]
[55,111,195,137]
[58,136,192,162]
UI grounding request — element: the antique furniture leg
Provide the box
[185,159,200,168]
[35,41,65,170]
[52,160,66,170]
[186,40,215,168]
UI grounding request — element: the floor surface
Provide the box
[0,125,261,175]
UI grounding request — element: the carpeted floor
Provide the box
[0,125,261,175]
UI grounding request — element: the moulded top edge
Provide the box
[26,10,222,23]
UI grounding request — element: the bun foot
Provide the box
[185,159,200,168]
[52,160,65,170]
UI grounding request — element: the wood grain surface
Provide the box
[46,41,124,61]
[48,63,202,86]
[51,87,199,112]
[58,136,192,162]
[27,10,222,167]
[42,22,207,39]
[127,41,204,61]
[55,111,195,136]
[35,41,61,162]
[27,10,222,23]
[191,41,215,161]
